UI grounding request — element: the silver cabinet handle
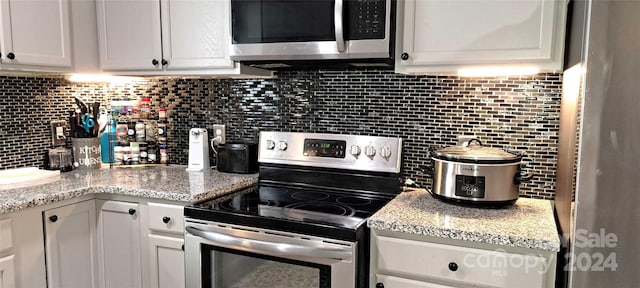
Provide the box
[334,0,345,53]
[185,226,352,260]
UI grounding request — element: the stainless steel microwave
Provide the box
[230,0,394,62]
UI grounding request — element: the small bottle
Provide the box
[159,145,168,164]
[139,143,148,164]
[147,145,157,163]
[113,145,124,164]
[159,107,167,120]
[110,98,122,117]
[130,146,140,165]
[157,123,167,145]
[135,122,146,142]
[127,122,136,142]
[140,97,151,119]
[116,122,128,142]
[131,98,141,119]
[145,121,157,142]
[120,98,131,117]
[122,146,132,164]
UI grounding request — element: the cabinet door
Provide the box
[148,235,185,288]
[160,0,234,69]
[0,255,15,288]
[0,0,71,68]
[397,0,565,73]
[96,200,142,288]
[96,0,163,70]
[44,200,98,288]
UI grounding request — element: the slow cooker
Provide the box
[429,139,531,207]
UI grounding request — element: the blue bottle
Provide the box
[101,119,117,163]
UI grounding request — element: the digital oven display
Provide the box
[303,139,346,158]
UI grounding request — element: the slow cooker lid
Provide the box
[434,139,520,162]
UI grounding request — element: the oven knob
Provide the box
[364,145,376,158]
[380,146,392,159]
[277,141,288,151]
[266,140,276,150]
[350,145,361,156]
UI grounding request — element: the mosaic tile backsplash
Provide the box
[0,70,561,199]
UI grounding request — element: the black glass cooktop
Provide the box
[185,184,394,241]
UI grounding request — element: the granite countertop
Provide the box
[368,189,560,252]
[0,165,258,215]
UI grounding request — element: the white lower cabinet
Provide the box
[146,202,185,288]
[0,255,15,288]
[148,235,185,288]
[5,197,186,288]
[44,199,99,288]
[371,230,556,288]
[96,200,142,288]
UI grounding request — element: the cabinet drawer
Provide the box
[148,203,184,234]
[376,236,547,288]
[0,219,12,253]
[377,274,453,288]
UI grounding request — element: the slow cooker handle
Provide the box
[514,171,534,185]
[463,138,483,147]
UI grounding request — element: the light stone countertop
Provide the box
[368,188,560,252]
[0,165,258,215]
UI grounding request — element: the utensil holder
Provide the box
[72,137,102,170]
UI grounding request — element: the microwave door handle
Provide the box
[186,226,352,260]
[334,0,345,52]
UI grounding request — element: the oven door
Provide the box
[185,220,357,288]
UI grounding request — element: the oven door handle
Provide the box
[186,226,352,260]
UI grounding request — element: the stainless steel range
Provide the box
[184,132,402,288]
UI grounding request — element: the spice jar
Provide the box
[159,145,168,164]
[135,122,146,142]
[140,97,151,119]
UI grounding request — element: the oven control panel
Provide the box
[259,132,402,173]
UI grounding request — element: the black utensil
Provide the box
[92,102,100,137]
[75,97,88,114]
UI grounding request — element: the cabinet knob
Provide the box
[400,52,409,60]
[49,215,58,222]
[128,208,136,215]
[162,216,171,223]
[7,52,15,60]
[181,244,185,251]
[448,262,458,271]
[375,283,384,288]
[152,59,159,66]
[161,59,168,66]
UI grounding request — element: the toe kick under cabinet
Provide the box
[370,229,557,288]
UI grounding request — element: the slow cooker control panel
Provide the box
[455,175,486,198]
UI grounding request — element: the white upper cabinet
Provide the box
[395,0,568,74]
[160,0,233,69]
[96,0,244,74]
[96,0,163,71]
[0,0,71,70]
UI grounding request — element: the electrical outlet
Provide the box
[50,120,67,146]
[213,124,225,145]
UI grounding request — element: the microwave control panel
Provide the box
[345,0,387,40]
